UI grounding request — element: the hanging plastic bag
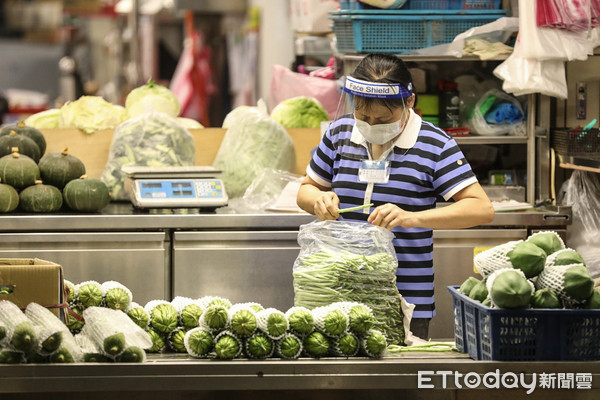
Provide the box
[292,220,414,345]
[101,112,195,200]
[270,64,340,120]
[212,107,295,199]
[468,89,526,136]
[561,170,600,278]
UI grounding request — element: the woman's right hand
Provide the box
[314,191,340,221]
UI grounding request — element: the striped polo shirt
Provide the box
[307,109,478,319]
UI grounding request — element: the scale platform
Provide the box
[122,166,228,209]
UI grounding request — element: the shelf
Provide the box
[454,135,528,145]
[558,154,600,173]
[343,54,509,63]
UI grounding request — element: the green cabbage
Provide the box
[24,108,61,129]
[276,333,303,359]
[213,108,295,198]
[222,105,258,128]
[214,331,241,359]
[125,79,180,119]
[245,333,274,359]
[58,96,125,134]
[303,331,330,357]
[270,96,329,128]
[184,327,214,357]
[176,117,203,130]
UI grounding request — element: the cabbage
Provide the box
[24,108,61,129]
[125,79,180,119]
[176,117,203,130]
[213,108,295,198]
[58,96,125,134]
[270,96,329,128]
[222,106,258,128]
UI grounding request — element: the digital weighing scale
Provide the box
[122,166,228,209]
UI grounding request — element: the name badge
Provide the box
[358,160,390,183]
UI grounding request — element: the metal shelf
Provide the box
[343,54,509,63]
[558,154,600,173]
[454,135,528,145]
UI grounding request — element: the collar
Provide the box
[350,108,422,149]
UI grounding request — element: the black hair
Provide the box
[350,53,413,112]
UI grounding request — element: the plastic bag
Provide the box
[269,64,340,120]
[101,112,195,200]
[561,170,600,278]
[212,107,295,199]
[292,220,412,345]
[468,89,526,136]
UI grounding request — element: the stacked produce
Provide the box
[0,122,110,213]
[461,231,598,309]
[183,299,387,360]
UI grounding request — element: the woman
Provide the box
[296,53,495,339]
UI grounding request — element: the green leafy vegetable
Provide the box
[125,79,181,119]
[214,331,241,359]
[303,331,330,358]
[270,96,329,128]
[24,108,61,129]
[59,96,125,134]
[184,327,214,358]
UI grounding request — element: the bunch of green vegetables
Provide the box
[293,248,405,346]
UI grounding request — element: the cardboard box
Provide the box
[0,258,65,320]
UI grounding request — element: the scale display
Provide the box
[128,178,228,208]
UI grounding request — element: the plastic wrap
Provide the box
[468,89,526,136]
[25,302,72,356]
[81,307,152,359]
[561,170,600,278]
[0,300,37,354]
[292,220,406,345]
[212,107,295,198]
[101,112,195,200]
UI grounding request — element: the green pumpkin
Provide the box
[0,178,19,212]
[0,121,46,155]
[0,131,41,163]
[0,148,40,191]
[19,180,63,212]
[38,147,86,189]
[63,175,110,212]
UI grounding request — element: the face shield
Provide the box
[333,76,414,145]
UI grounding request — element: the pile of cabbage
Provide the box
[24,79,203,134]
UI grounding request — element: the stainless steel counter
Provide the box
[1,354,599,398]
[0,203,572,231]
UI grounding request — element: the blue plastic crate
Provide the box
[449,286,600,361]
[405,0,501,9]
[330,9,507,54]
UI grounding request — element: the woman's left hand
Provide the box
[367,203,413,230]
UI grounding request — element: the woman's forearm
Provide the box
[408,198,495,230]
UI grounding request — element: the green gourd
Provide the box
[490,270,532,309]
[0,121,46,155]
[0,148,40,191]
[507,241,547,278]
[38,147,86,190]
[0,178,19,212]
[0,131,41,162]
[63,175,110,212]
[468,280,488,302]
[530,288,562,309]
[19,180,63,212]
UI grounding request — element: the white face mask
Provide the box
[354,112,408,145]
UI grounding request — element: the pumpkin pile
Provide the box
[0,122,110,213]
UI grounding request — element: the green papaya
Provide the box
[481,297,492,307]
[103,332,126,356]
[49,347,74,363]
[527,231,564,256]
[508,241,547,278]
[41,331,63,353]
[583,289,600,309]
[490,270,532,309]
[563,265,595,302]
[116,346,145,363]
[459,277,481,295]
[468,280,488,302]
[10,321,36,353]
[553,249,585,266]
[530,288,562,309]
